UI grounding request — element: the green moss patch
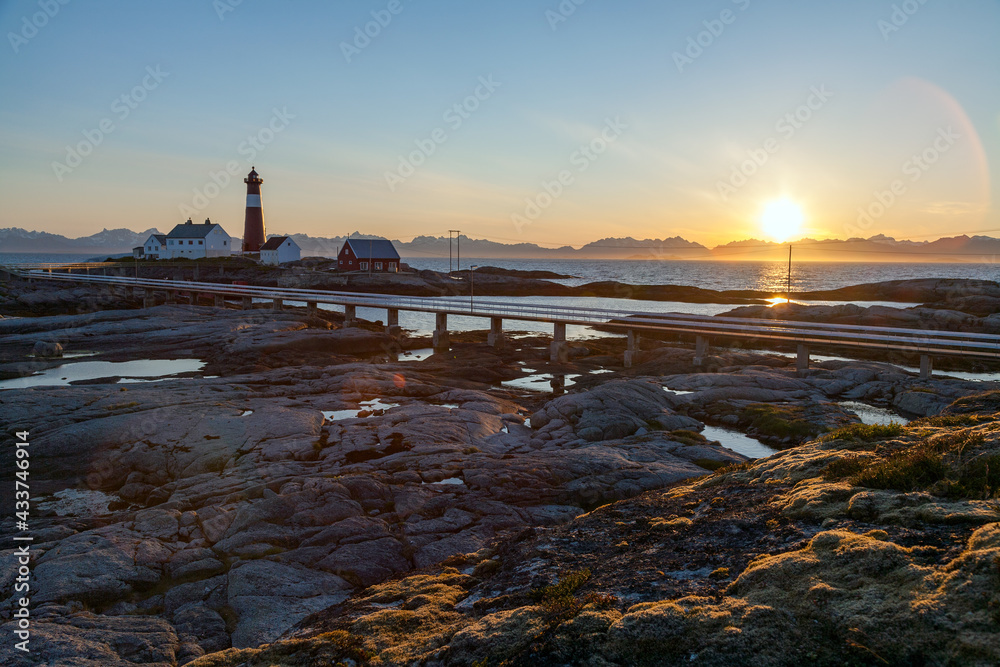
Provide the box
[741,403,824,440]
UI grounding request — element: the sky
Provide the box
[0,0,998,249]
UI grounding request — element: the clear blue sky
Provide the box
[1,0,997,247]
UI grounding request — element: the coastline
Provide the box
[2,271,1000,665]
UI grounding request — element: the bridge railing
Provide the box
[11,268,1000,360]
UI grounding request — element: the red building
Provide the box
[338,239,400,273]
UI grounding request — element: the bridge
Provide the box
[5,264,1000,379]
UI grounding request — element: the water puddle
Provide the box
[36,489,116,516]
[422,477,465,486]
[0,359,206,390]
[241,410,254,417]
[502,374,580,392]
[323,398,400,421]
[397,348,434,362]
[701,425,778,459]
[27,351,98,360]
[838,401,909,426]
[663,386,695,396]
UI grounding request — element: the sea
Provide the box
[3,253,997,294]
[403,258,1000,294]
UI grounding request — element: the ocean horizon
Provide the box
[2,252,996,295]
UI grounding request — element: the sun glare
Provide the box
[760,199,804,242]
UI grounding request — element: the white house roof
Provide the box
[167,219,228,239]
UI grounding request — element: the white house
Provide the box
[165,218,232,259]
[259,236,301,265]
[140,233,167,259]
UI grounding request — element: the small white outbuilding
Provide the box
[260,236,301,265]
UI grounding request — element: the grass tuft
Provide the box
[741,404,823,440]
[693,458,729,472]
[822,423,904,443]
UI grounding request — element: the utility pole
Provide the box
[470,265,477,311]
[787,244,792,304]
[448,230,460,273]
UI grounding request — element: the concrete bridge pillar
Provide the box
[694,335,709,366]
[166,290,177,304]
[550,322,569,363]
[433,312,450,352]
[386,308,401,337]
[920,355,933,380]
[272,298,283,312]
[488,317,505,349]
[624,329,640,368]
[307,301,318,317]
[193,265,200,281]
[219,265,225,276]
[215,294,225,308]
[796,344,810,377]
[242,296,253,310]
[344,304,357,328]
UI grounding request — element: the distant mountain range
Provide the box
[2,226,999,262]
[0,227,161,253]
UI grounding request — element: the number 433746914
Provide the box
[15,431,30,525]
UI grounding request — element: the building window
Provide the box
[389,263,397,271]
[375,262,382,270]
[360,262,368,271]
[198,240,203,245]
[223,240,227,245]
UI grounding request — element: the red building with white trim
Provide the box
[338,239,400,273]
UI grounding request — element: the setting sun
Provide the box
[760,200,804,243]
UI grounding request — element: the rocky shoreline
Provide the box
[1,273,999,665]
[15,259,1000,309]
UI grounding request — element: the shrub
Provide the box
[529,569,592,618]
[741,404,822,439]
[852,448,948,492]
[824,455,871,480]
[671,429,708,446]
[916,414,991,428]
[693,458,728,471]
[822,423,904,443]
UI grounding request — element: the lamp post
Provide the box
[470,265,478,311]
[786,244,792,304]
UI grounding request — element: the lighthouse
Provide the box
[242,166,266,253]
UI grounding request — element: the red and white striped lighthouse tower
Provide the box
[242,166,266,253]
